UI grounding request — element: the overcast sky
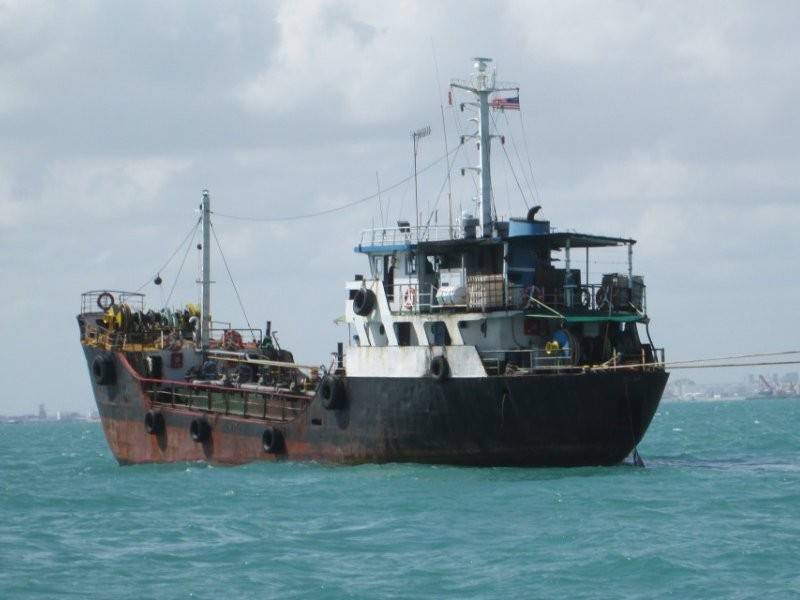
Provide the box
[1,1,799,415]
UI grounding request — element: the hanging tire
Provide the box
[352,288,376,317]
[91,355,115,386]
[144,410,165,435]
[145,355,163,379]
[262,427,284,453]
[319,375,345,410]
[430,355,450,381]
[190,418,211,443]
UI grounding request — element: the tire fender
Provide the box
[319,375,345,410]
[430,355,450,382]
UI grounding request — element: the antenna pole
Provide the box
[430,41,454,239]
[411,125,431,241]
[376,172,384,228]
[411,132,419,241]
[200,189,211,350]
[439,105,454,239]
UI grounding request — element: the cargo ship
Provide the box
[79,58,668,466]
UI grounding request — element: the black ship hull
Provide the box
[83,345,667,467]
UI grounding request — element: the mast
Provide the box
[411,125,431,240]
[200,189,211,349]
[451,57,517,238]
[477,77,492,238]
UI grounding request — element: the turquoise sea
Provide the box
[1,398,799,599]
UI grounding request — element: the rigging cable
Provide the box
[502,110,537,203]
[212,145,461,223]
[490,109,529,210]
[422,143,465,231]
[430,40,455,235]
[517,105,542,203]
[450,96,480,198]
[164,221,200,308]
[210,223,255,340]
[135,216,201,292]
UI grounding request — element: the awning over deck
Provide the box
[518,232,636,249]
[525,312,643,323]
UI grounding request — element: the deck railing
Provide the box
[81,321,264,353]
[80,290,145,315]
[479,345,666,375]
[359,225,459,248]
[144,379,311,423]
[383,279,646,315]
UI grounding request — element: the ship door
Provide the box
[394,322,412,346]
[383,255,395,301]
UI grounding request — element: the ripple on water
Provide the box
[1,400,799,599]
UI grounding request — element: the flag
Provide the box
[490,95,520,110]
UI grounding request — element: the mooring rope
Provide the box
[665,350,800,366]
[528,357,800,373]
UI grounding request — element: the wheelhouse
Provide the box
[345,211,658,374]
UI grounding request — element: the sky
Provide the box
[1,1,799,415]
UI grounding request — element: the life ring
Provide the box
[223,329,243,350]
[189,418,211,443]
[403,287,417,310]
[430,355,450,381]
[97,292,115,310]
[91,355,115,385]
[319,375,345,410]
[353,288,376,316]
[144,410,165,435]
[262,427,284,453]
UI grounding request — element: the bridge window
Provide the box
[405,253,417,275]
[368,322,388,346]
[424,321,451,346]
[394,322,418,346]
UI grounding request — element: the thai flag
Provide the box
[490,95,520,110]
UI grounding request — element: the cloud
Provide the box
[2,1,800,415]
[238,1,483,124]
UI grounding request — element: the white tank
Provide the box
[436,285,467,306]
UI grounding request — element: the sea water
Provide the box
[1,398,798,599]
